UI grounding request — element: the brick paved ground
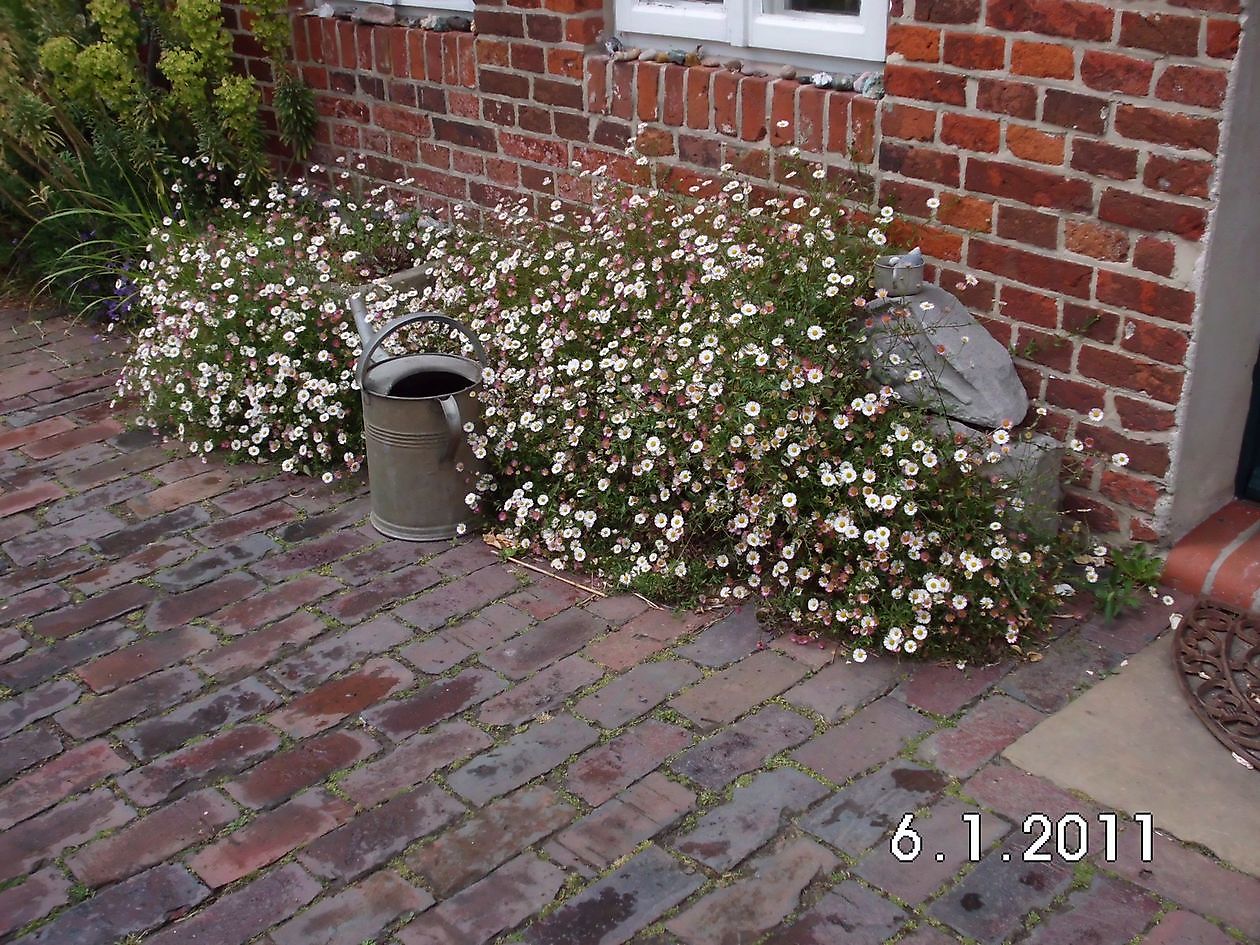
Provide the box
[1,306,1258,945]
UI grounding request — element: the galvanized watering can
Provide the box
[350,295,488,541]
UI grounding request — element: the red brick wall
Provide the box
[227,0,1246,544]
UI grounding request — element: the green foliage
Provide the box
[1094,543,1164,619]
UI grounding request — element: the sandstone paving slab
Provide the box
[1003,633,1260,880]
[523,845,703,945]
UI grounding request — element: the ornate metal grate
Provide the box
[1173,601,1260,771]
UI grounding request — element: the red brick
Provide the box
[635,126,675,157]
[797,86,826,151]
[1157,64,1230,108]
[1066,221,1129,261]
[1097,270,1197,323]
[977,78,1038,118]
[970,240,1092,297]
[943,32,1005,69]
[1011,41,1075,78]
[987,0,1113,40]
[31,583,156,640]
[0,416,74,451]
[0,480,65,517]
[22,419,123,460]
[770,80,796,146]
[1133,236,1176,277]
[935,194,993,231]
[0,867,71,938]
[879,142,961,185]
[1047,376,1105,413]
[77,626,215,692]
[915,0,980,23]
[1116,104,1219,153]
[889,24,941,61]
[885,64,967,105]
[967,159,1091,211]
[1119,10,1201,56]
[1001,286,1059,328]
[1144,154,1213,199]
[566,720,691,806]
[272,871,432,945]
[0,789,135,884]
[1122,318,1190,364]
[0,739,129,829]
[147,863,322,945]
[228,729,379,809]
[712,69,736,134]
[1099,188,1207,239]
[1071,138,1138,180]
[997,204,1059,249]
[941,113,1000,151]
[1078,345,1184,403]
[1099,470,1162,513]
[1079,50,1154,96]
[212,574,341,634]
[1207,19,1240,58]
[1007,125,1066,165]
[1043,89,1108,133]
[882,103,936,142]
[268,657,414,737]
[686,68,713,131]
[126,469,234,517]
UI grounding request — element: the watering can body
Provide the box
[351,296,488,541]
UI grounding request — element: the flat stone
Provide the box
[448,714,599,805]
[363,665,507,741]
[478,654,604,726]
[299,783,466,881]
[672,704,815,790]
[341,718,492,806]
[675,767,830,870]
[551,773,694,871]
[999,632,1121,712]
[523,845,703,945]
[675,606,768,667]
[762,879,907,945]
[792,698,934,784]
[669,651,807,730]
[408,785,577,897]
[8,864,209,945]
[400,854,565,945]
[1003,634,1260,881]
[667,837,839,945]
[566,719,691,805]
[799,760,950,855]
[917,694,1044,777]
[271,870,433,945]
[898,660,1011,716]
[1022,874,1160,945]
[855,798,1011,904]
[928,833,1074,945]
[482,607,608,678]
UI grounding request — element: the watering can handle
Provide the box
[438,396,463,464]
[351,299,489,391]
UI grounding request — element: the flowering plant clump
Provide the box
[116,163,430,479]
[411,158,1076,661]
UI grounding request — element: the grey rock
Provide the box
[357,4,396,24]
[667,49,688,65]
[639,48,659,61]
[778,64,798,79]
[612,48,640,61]
[832,73,855,91]
[867,284,1029,429]
[809,71,834,88]
[723,58,743,71]
[701,56,723,68]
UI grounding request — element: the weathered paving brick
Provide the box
[916,694,1044,776]
[400,854,566,945]
[675,768,829,871]
[42,475,151,525]
[0,622,134,691]
[121,677,281,760]
[1142,911,1238,945]
[672,704,815,790]
[0,548,93,597]
[0,677,83,738]
[800,761,949,855]
[447,714,599,805]
[0,416,74,451]
[193,499,299,545]
[505,575,589,620]
[551,772,695,872]
[70,538,197,595]
[0,582,70,624]
[57,666,204,739]
[928,833,1074,945]
[448,601,532,651]
[252,529,374,581]
[407,785,577,896]
[117,723,281,806]
[268,657,414,737]
[400,632,473,674]
[0,739,130,830]
[481,607,610,678]
[62,444,172,491]
[299,783,466,881]
[0,480,65,517]
[144,863,322,945]
[566,720,692,806]
[964,760,1105,823]
[762,879,907,945]
[341,719,494,806]
[363,665,507,741]
[523,845,702,945]
[855,798,1011,904]
[188,789,354,888]
[1023,874,1161,945]
[0,788,135,883]
[213,474,305,514]
[0,722,61,782]
[212,574,343,634]
[22,418,122,460]
[145,571,263,632]
[669,651,807,730]
[479,654,604,726]
[67,789,239,887]
[395,564,520,631]
[998,632,1122,712]
[31,583,156,640]
[8,864,209,945]
[274,494,371,541]
[93,505,209,557]
[0,867,72,939]
[153,534,277,592]
[271,616,413,691]
[898,660,1012,716]
[331,539,428,585]
[321,562,442,624]
[194,611,325,679]
[227,728,379,808]
[78,626,216,692]
[675,606,768,667]
[125,469,235,518]
[793,697,934,784]
[271,869,434,945]
[668,837,838,945]
[575,659,701,728]
[428,539,501,577]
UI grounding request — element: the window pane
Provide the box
[778,0,860,13]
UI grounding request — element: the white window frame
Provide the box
[615,0,887,68]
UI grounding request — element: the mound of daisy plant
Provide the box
[408,157,1084,661]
